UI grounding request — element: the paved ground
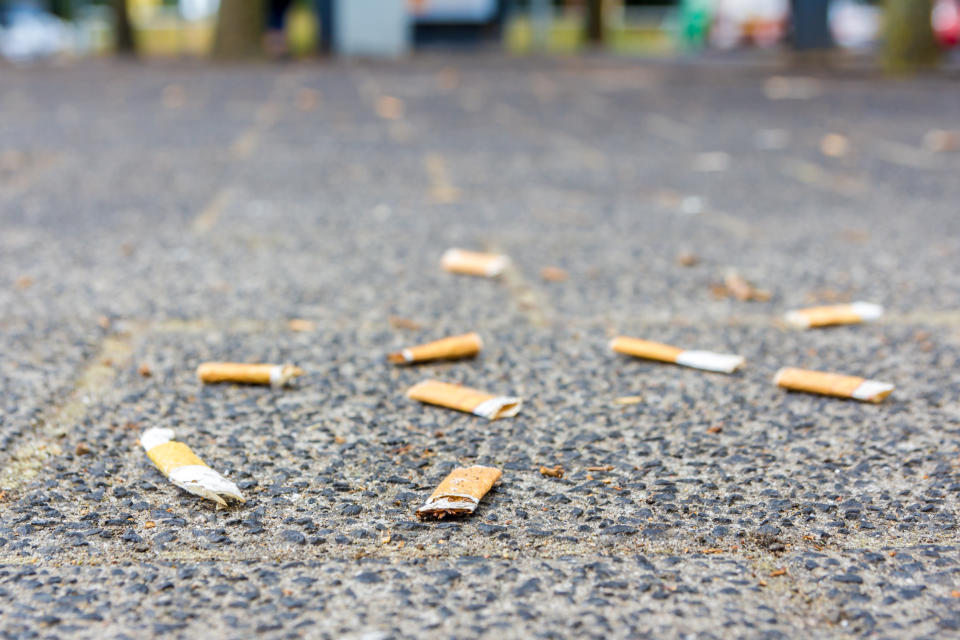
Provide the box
[2,54,960,639]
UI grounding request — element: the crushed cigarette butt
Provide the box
[288,319,316,332]
[197,362,304,387]
[784,302,883,329]
[417,466,501,519]
[706,425,723,434]
[676,251,699,267]
[141,427,244,506]
[774,367,893,403]
[611,336,745,373]
[138,363,152,377]
[539,465,564,478]
[614,395,643,405]
[586,465,613,472]
[407,379,521,420]
[441,248,509,278]
[75,442,91,456]
[540,266,568,282]
[388,332,482,364]
[770,568,787,577]
[721,271,771,302]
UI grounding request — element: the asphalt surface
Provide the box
[2,54,960,639]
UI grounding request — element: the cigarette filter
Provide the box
[141,428,244,506]
[388,332,482,364]
[196,362,304,387]
[441,248,509,277]
[774,367,893,403]
[406,379,521,420]
[784,302,883,329]
[610,336,745,373]
[416,466,502,519]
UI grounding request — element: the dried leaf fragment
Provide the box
[539,465,564,478]
[540,266,568,282]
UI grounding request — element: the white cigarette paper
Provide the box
[784,302,883,329]
[610,336,745,373]
[141,428,244,506]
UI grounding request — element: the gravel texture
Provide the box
[1,55,959,638]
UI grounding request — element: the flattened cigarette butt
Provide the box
[441,248,509,277]
[774,367,893,403]
[784,302,883,329]
[388,332,482,364]
[610,336,745,373]
[417,466,501,519]
[141,428,244,506]
[197,362,304,387]
[407,379,521,420]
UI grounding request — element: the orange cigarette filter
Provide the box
[388,332,482,364]
[774,367,893,403]
[196,362,304,387]
[441,248,509,277]
[406,379,521,420]
[417,466,502,519]
[610,336,745,373]
[141,428,244,506]
[784,302,883,329]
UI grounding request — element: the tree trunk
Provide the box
[884,0,940,73]
[584,0,604,45]
[213,0,266,60]
[114,0,137,56]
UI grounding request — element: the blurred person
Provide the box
[265,0,292,57]
[264,0,335,57]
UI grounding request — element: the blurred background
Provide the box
[0,0,957,72]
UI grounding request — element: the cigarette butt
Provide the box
[416,466,501,519]
[141,428,244,506]
[774,367,893,403]
[441,248,509,277]
[406,379,521,420]
[784,302,883,329]
[287,319,316,332]
[610,336,744,373]
[388,332,482,364]
[196,362,304,387]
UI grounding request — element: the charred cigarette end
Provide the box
[389,332,482,365]
[441,248,510,278]
[612,336,743,373]
[784,302,883,329]
[141,427,244,506]
[196,362,304,387]
[774,367,893,403]
[417,466,502,519]
[407,379,522,420]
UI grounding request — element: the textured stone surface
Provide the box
[1,56,959,638]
